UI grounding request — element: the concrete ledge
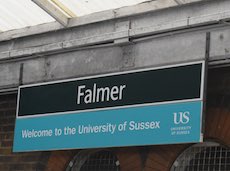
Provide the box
[63,31,129,49]
[1,10,229,60]
[10,43,63,58]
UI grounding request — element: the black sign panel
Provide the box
[18,62,203,117]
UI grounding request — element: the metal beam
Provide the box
[50,0,76,17]
[174,0,184,4]
[32,0,69,27]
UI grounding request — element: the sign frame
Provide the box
[14,60,206,152]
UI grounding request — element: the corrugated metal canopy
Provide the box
[0,0,54,32]
[0,0,200,32]
[0,0,151,32]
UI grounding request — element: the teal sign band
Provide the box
[13,101,202,152]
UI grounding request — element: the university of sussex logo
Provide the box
[173,111,190,124]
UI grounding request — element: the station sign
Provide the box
[13,61,205,152]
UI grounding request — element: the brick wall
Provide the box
[0,94,50,171]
